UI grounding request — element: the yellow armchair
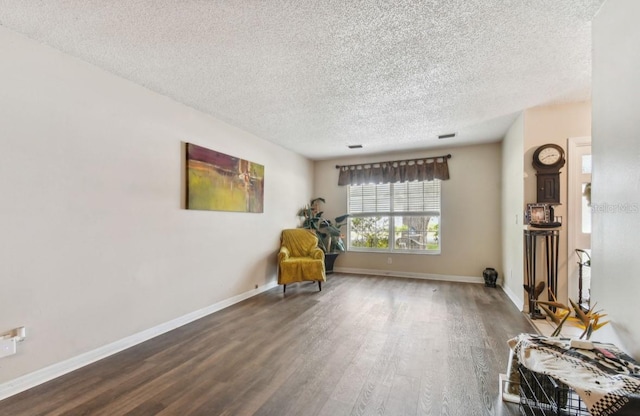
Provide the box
[278,229,326,292]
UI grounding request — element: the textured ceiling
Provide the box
[0,1,604,160]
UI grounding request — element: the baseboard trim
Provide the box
[499,283,524,312]
[0,281,278,401]
[333,267,484,284]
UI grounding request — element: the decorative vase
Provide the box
[324,252,339,275]
[483,268,498,288]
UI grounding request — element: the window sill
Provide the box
[347,248,441,255]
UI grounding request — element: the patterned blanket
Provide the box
[509,334,640,416]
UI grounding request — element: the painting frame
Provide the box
[526,203,551,224]
[186,143,264,213]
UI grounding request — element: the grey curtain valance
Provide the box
[336,154,451,186]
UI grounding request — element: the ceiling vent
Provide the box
[348,144,363,149]
[438,133,456,140]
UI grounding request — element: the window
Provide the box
[347,180,441,253]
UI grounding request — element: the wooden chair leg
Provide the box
[318,281,322,291]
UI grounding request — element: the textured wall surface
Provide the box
[0,0,604,159]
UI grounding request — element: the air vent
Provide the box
[438,133,456,140]
[348,144,363,149]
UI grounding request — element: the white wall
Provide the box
[314,142,503,280]
[501,112,525,307]
[591,0,640,358]
[0,27,313,385]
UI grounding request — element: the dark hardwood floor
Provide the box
[0,274,535,415]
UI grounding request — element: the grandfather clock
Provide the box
[532,144,565,204]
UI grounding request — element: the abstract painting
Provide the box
[186,143,264,213]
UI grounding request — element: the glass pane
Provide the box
[348,216,389,249]
[394,216,440,251]
[581,155,592,174]
[581,183,591,234]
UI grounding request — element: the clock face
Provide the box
[538,147,561,165]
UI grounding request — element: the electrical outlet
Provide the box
[0,338,17,358]
[387,257,392,264]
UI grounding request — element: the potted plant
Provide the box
[297,198,349,273]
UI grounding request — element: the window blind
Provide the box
[348,180,440,215]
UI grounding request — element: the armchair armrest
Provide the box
[278,246,290,263]
[309,247,324,260]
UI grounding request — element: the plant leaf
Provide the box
[537,300,569,310]
[570,298,590,326]
[580,322,594,340]
[538,304,561,325]
[334,214,350,224]
[551,312,571,337]
[593,320,610,331]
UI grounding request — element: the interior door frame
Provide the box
[567,136,591,305]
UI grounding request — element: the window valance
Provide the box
[336,154,451,186]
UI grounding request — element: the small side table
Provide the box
[523,226,560,319]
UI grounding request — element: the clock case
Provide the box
[532,144,565,204]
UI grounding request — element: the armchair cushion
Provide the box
[278,229,326,286]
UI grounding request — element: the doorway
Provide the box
[567,137,591,309]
